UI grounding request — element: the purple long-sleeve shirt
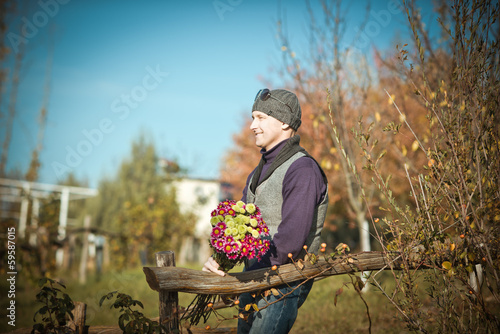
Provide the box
[242,138,327,270]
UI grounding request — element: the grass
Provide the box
[292,274,407,333]
[1,264,411,333]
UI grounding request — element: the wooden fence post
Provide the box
[68,301,87,333]
[156,251,179,333]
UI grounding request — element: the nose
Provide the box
[250,118,257,131]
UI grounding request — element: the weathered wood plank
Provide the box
[143,251,405,295]
[3,325,236,334]
[68,301,86,333]
[156,251,179,333]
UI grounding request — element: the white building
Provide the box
[171,177,230,265]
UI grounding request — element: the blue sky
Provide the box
[2,0,419,188]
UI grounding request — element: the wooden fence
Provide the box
[143,250,409,333]
[5,250,410,334]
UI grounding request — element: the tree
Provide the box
[0,0,54,181]
[89,135,194,269]
[0,0,23,178]
[351,0,500,331]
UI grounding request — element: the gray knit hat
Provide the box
[252,89,302,131]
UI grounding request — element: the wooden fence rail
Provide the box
[143,250,414,333]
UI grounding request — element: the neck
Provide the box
[263,132,294,152]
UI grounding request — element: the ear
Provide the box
[281,123,291,130]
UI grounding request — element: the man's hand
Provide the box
[202,257,226,277]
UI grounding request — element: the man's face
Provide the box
[250,111,287,151]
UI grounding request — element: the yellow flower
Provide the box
[251,230,259,238]
[238,225,247,234]
[236,201,245,208]
[210,217,219,225]
[250,219,258,228]
[246,203,256,214]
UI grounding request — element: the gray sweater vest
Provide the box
[246,151,329,255]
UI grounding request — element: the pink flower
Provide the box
[231,242,240,253]
[241,246,249,257]
[215,239,225,250]
[259,243,269,256]
[223,243,234,254]
[211,227,223,238]
[210,238,218,248]
[260,226,269,235]
[247,250,255,260]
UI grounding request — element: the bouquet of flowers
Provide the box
[209,200,271,272]
[183,200,270,325]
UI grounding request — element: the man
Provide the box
[203,88,328,333]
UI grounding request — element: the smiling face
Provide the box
[250,111,292,151]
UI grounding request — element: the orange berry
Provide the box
[428,159,436,167]
[460,234,465,239]
[234,300,240,305]
[374,218,380,223]
[271,265,278,271]
[321,243,327,248]
[342,244,348,249]
[207,303,213,308]
[303,245,308,250]
[320,247,326,252]
[288,253,293,258]
[205,325,211,330]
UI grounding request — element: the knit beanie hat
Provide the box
[252,89,302,131]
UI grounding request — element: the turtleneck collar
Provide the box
[261,138,289,163]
